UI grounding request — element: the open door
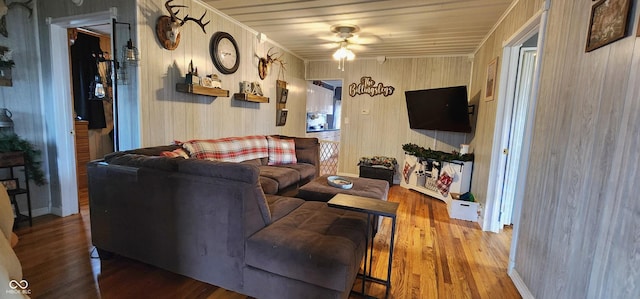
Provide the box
[498,46,537,227]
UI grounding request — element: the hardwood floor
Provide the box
[13,186,520,299]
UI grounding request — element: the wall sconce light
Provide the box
[121,22,139,64]
[113,21,138,85]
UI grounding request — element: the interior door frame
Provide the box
[47,9,117,216]
[482,2,548,234]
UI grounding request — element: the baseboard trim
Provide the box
[50,207,63,217]
[508,268,534,299]
[31,207,51,218]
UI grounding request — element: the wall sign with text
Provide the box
[348,77,395,97]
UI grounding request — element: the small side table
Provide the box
[328,193,399,298]
[0,151,32,227]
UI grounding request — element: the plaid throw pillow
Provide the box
[267,136,297,165]
[182,136,268,162]
[160,148,190,159]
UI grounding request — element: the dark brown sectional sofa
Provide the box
[88,136,368,299]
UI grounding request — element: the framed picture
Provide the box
[276,109,288,126]
[201,76,213,88]
[586,0,632,52]
[484,57,498,102]
[279,88,289,104]
[0,178,18,191]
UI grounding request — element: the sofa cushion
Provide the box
[267,136,297,165]
[275,163,316,182]
[265,195,304,222]
[104,144,182,161]
[259,176,279,195]
[178,159,259,184]
[245,201,367,292]
[107,154,183,171]
[182,135,268,162]
[258,166,300,190]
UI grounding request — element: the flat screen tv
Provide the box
[405,85,472,133]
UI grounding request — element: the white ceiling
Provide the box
[201,0,515,60]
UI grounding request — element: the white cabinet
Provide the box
[306,82,334,114]
[400,154,476,221]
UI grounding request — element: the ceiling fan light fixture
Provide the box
[333,44,354,60]
[330,25,359,71]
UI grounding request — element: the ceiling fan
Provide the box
[328,24,377,70]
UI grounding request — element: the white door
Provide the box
[498,47,537,227]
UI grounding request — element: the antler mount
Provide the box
[156,0,210,50]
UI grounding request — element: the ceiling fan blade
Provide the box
[350,33,382,45]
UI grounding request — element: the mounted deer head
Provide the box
[156,0,209,50]
[257,47,286,80]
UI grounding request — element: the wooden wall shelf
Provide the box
[233,93,269,103]
[176,83,229,97]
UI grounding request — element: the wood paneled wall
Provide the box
[307,57,471,176]
[472,0,640,297]
[515,1,640,298]
[137,0,306,145]
[0,5,51,214]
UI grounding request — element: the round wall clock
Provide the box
[210,32,240,74]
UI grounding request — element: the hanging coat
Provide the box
[71,32,107,129]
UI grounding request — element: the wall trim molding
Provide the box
[31,207,51,218]
[473,0,521,55]
[50,207,62,217]
[508,268,535,299]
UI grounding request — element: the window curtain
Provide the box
[70,32,106,129]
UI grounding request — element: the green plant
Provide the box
[0,133,46,185]
[402,143,474,162]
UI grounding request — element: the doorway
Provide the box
[49,10,116,216]
[68,26,116,206]
[306,80,342,175]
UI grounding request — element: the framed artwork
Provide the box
[276,109,288,126]
[279,88,289,104]
[0,178,18,191]
[484,57,498,102]
[586,0,632,52]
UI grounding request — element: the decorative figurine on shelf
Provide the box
[201,74,221,89]
[210,74,221,88]
[240,81,251,93]
[251,81,263,96]
[185,60,200,85]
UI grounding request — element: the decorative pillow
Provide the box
[181,135,268,162]
[160,148,190,159]
[267,136,297,165]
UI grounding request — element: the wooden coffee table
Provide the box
[328,193,398,298]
